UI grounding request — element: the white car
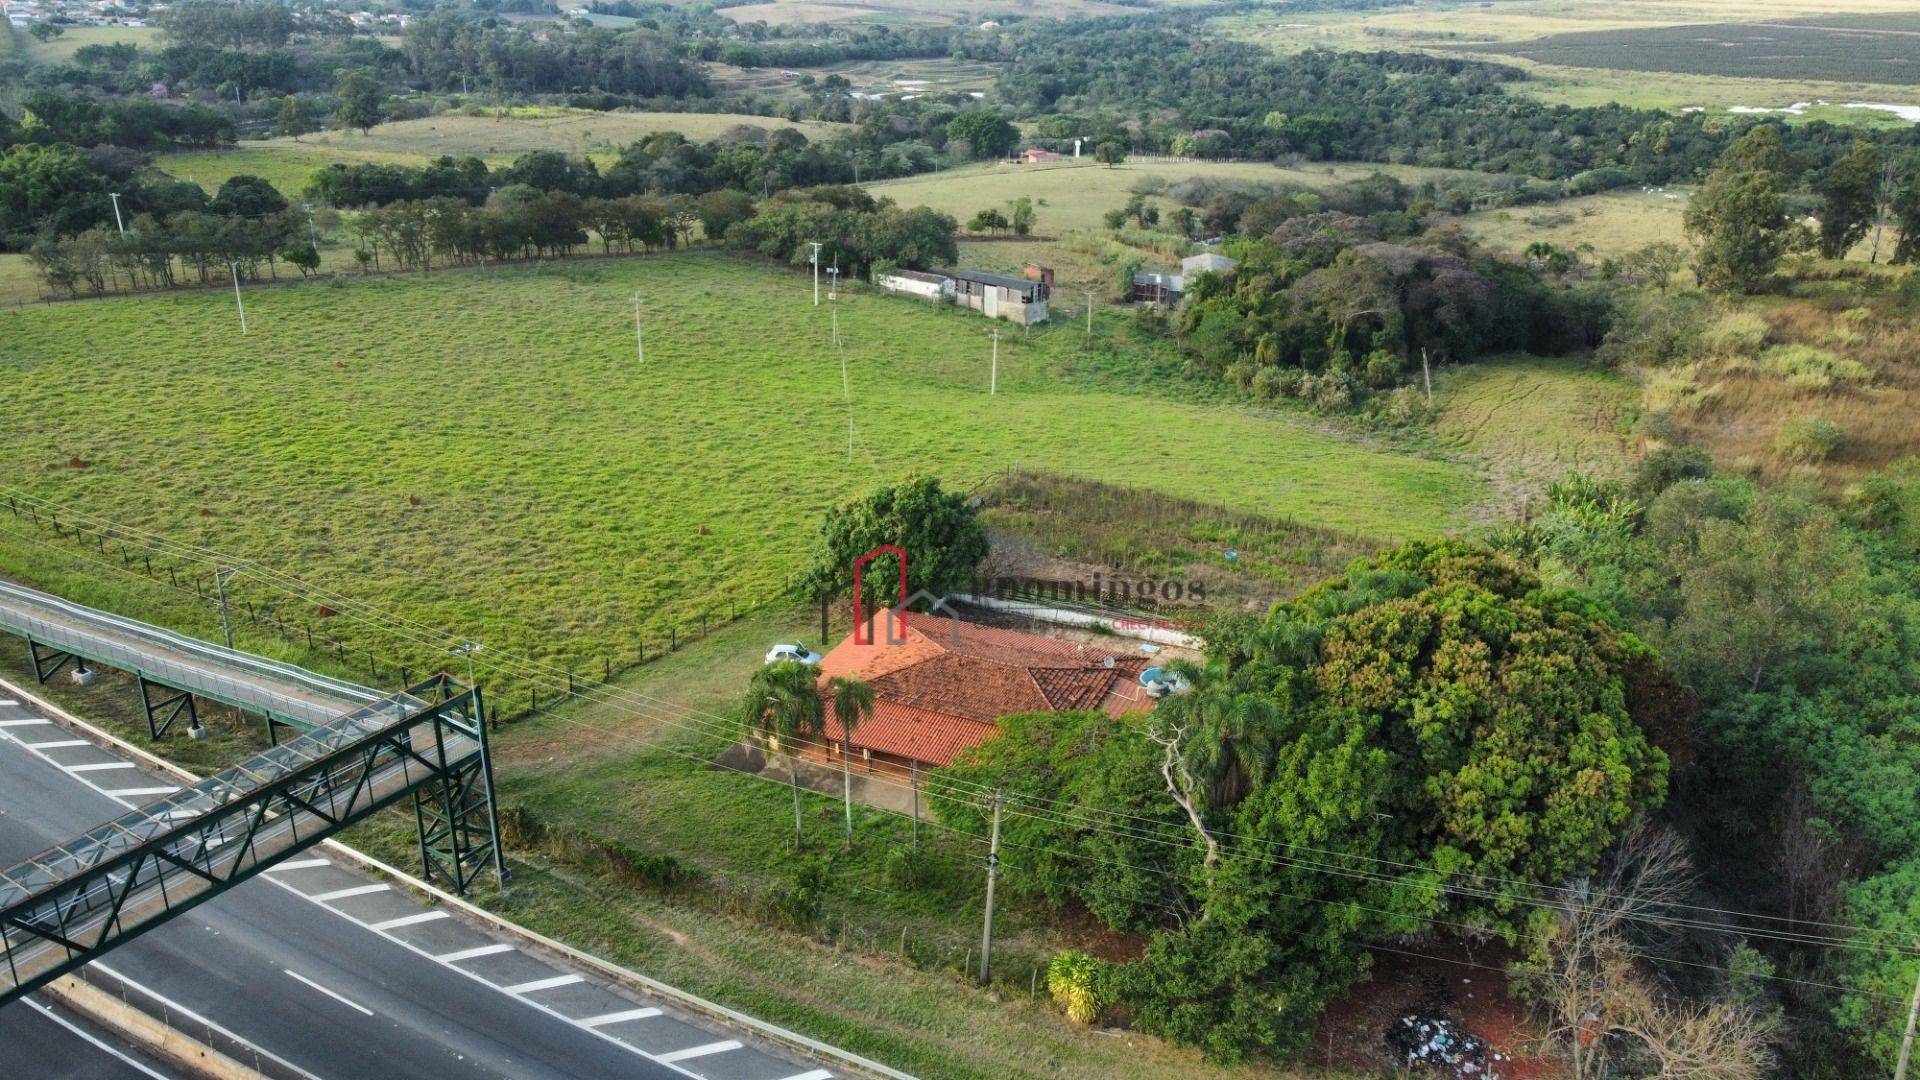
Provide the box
[765,643,824,666]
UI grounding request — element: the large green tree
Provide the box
[794,476,988,611]
[935,540,1670,1062]
[333,70,386,135]
[1685,161,1790,293]
[1816,140,1881,260]
[945,111,1018,160]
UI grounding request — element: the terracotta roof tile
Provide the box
[811,611,1157,767]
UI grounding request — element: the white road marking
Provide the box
[369,911,450,931]
[25,997,176,1080]
[283,969,374,1017]
[435,943,516,963]
[502,974,584,995]
[23,739,88,750]
[99,786,180,798]
[657,1040,742,1063]
[0,717,51,727]
[580,1007,662,1027]
[65,761,138,773]
[270,858,330,872]
[308,883,389,903]
[775,1070,835,1080]
[92,963,323,1080]
[0,698,18,705]
[3,683,800,1080]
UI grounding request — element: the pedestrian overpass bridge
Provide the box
[0,581,502,1005]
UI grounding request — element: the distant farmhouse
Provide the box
[1018,148,1062,165]
[1130,252,1239,306]
[880,266,1052,325]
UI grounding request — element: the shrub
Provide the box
[1775,418,1845,463]
[769,857,828,929]
[1759,345,1871,390]
[1249,365,1295,402]
[1702,310,1771,356]
[1632,445,1714,499]
[1047,951,1108,1024]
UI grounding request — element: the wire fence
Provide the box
[0,492,765,725]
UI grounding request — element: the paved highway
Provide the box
[0,686,838,1080]
[0,989,191,1078]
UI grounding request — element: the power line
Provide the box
[6,490,1920,963]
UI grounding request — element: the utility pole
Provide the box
[909,761,920,847]
[1897,940,1920,1080]
[828,264,839,301]
[230,263,248,335]
[214,566,240,650]
[633,293,645,363]
[979,792,1003,984]
[989,329,1000,395]
[302,202,318,248]
[1086,289,1094,335]
[108,193,125,237]
[1421,348,1434,406]
[808,242,822,306]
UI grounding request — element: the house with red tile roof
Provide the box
[806,610,1156,779]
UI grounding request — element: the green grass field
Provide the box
[156,110,850,195]
[18,21,159,63]
[1213,0,1920,116]
[0,253,1470,692]
[868,159,1475,236]
[1434,355,1635,521]
[1461,188,1693,259]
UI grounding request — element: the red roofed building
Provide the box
[808,610,1155,779]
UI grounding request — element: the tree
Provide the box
[279,240,320,277]
[795,476,988,610]
[1619,241,1686,292]
[1007,196,1035,238]
[1893,175,1920,265]
[966,207,1009,234]
[741,660,826,850]
[212,175,288,219]
[277,95,314,142]
[945,111,1018,160]
[1685,128,1793,292]
[1816,141,1880,260]
[1684,167,1788,293]
[334,70,385,135]
[1534,821,1778,1079]
[1093,141,1126,167]
[693,189,755,242]
[827,674,873,847]
[28,21,65,41]
[935,540,1671,1063]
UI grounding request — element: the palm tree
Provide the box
[827,674,874,848]
[742,660,826,850]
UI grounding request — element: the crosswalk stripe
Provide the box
[501,974,584,995]
[579,1008,662,1028]
[774,1070,835,1080]
[24,739,89,750]
[369,911,451,932]
[435,943,515,963]
[100,786,179,798]
[269,858,330,872]
[308,884,390,903]
[0,718,52,727]
[66,762,138,773]
[657,1040,741,1063]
